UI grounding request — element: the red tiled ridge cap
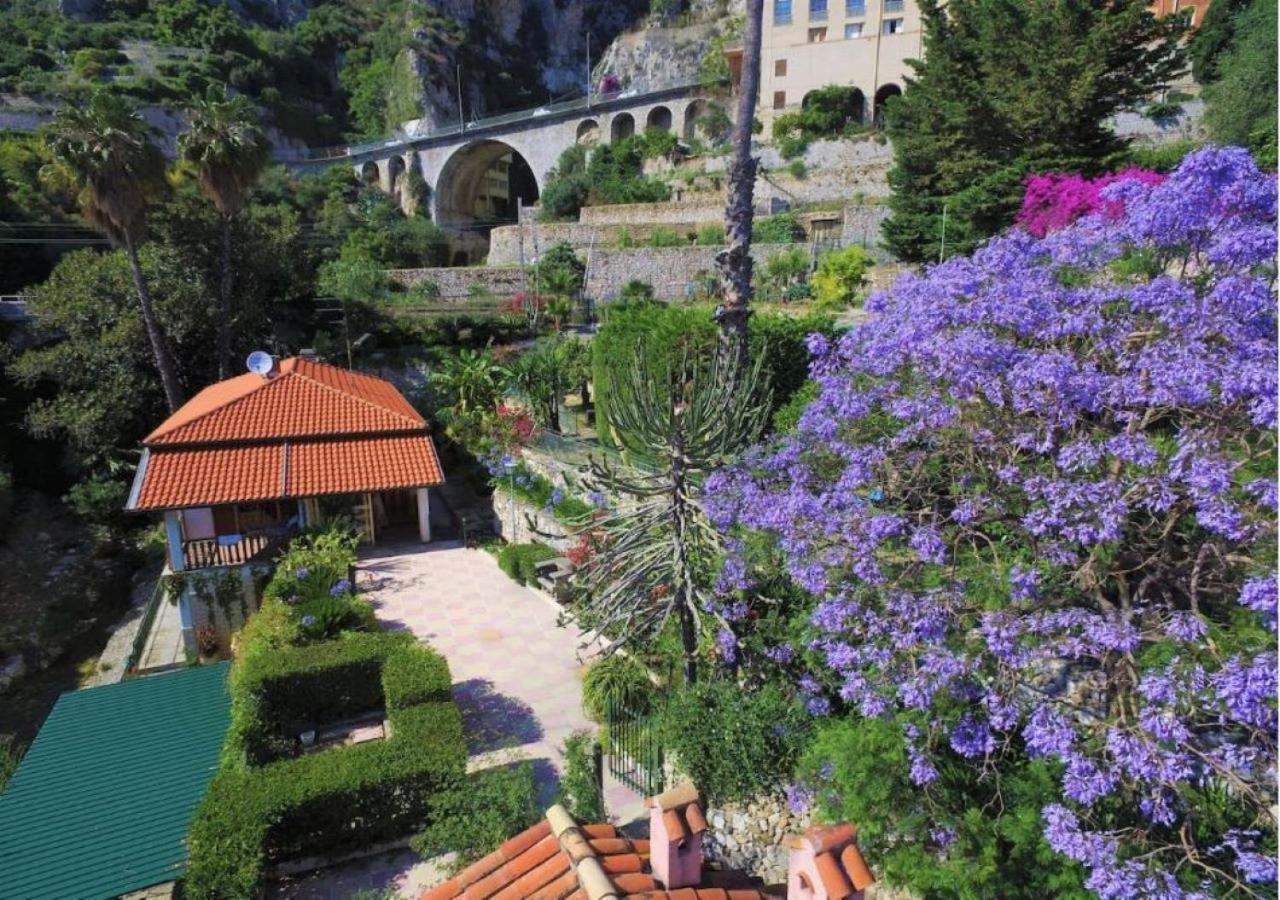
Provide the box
[144,357,425,446]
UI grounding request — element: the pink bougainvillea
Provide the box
[1016,168,1166,237]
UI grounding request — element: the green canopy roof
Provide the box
[0,662,230,900]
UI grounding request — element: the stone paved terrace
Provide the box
[356,540,642,816]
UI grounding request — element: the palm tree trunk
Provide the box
[123,230,185,412]
[217,214,234,379]
[715,0,765,370]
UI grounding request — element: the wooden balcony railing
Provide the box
[181,528,290,570]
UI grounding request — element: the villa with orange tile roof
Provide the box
[423,782,874,900]
[126,352,444,651]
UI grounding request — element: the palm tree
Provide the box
[179,89,270,378]
[42,91,184,411]
[716,0,765,369]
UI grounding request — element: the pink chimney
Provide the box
[786,824,875,900]
[645,781,709,889]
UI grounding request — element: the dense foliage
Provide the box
[411,763,541,866]
[710,148,1277,897]
[557,731,605,821]
[538,138,671,222]
[1199,0,1278,169]
[882,0,1186,262]
[662,680,812,803]
[188,630,465,898]
[772,84,867,159]
[496,541,558,587]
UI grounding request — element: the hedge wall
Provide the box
[186,635,465,899]
[591,302,837,447]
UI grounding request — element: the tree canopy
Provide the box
[881,0,1186,263]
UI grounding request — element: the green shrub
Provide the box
[772,84,867,158]
[786,159,808,180]
[234,597,300,659]
[411,762,540,866]
[771,380,819,434]
[661,680,811,803]
[636,127,678,160]
[811,244,872,309]
[756,245,810,300]
[794,717,1090,898]
[261,525,358,608]
[696,224,724,246]
[186,637,465,899]
[556,731,604,821]
[649,225,684,247]
[0,741,20,794]
[752,212,804,243]
[619,279,655,303]
[296,593,375,641]
[497,542,558,586]
[582,655,654,721]
[616,227,636,249]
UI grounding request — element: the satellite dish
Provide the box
[246,351,275,377]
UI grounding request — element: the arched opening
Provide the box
[645,105,672,133]
[801,86,866,127]
[434,140,541,266]
[683,100,707,141]
[610,112,635,142]
[358,160,379,186]
[873,83,901,127]
[385,155,405,196]
[576,119,600,145]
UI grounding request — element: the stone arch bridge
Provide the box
[291,79,717,263]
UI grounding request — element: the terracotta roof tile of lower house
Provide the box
[286,434,443,496]
[422,806,770,900]
[134,444,284,510]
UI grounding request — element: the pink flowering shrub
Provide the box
[710,148,1277,898]
[1016,168,1166,237]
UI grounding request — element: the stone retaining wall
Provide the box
[389,265,525,299]
[579,200,727,226]
[703,792,810,885]
[490,486,572,551]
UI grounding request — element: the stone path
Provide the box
[269,540,646,898]
[358,540,642,816]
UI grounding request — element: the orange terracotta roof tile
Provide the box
[286,434,443,497]
[421,804,779,900]
[134,444,283,510]
[130,435,442,511]
[145,357,423,446]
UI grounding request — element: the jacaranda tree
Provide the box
[708,147,1277,898]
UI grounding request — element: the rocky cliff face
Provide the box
[594,0,743,88]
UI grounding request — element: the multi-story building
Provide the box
[735,0,1205,129]
[732,0,924,129]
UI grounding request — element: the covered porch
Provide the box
[163,489,435,573]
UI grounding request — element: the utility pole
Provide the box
[939,204,948,262]
[456,63,464,134]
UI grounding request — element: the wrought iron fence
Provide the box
[123,576,167,676]
[605,697,666,797]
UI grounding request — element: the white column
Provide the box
[416,488,432,543]
[164,510,185,572]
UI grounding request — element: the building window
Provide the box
[810,0,828,20]
[775,59,788,77]
[846,0,865,15]
[882,16,903,34]
[808,26,828,42]
[775,0,793,25]
[884,0,904,11]
[844,22,864,38]
[773,90,787,109]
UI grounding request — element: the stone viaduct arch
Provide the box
[337,85,709,263]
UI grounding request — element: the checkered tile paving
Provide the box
[358,541,641,818]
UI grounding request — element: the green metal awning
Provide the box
[0,663,231,899]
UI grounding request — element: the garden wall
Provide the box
[585,242,796,299]
[578,200,726,226]
[490,486,572,552]
[389,265,524,299]
[702,791,810,885]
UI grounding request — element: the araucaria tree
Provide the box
[179,89,271,378]
[881,0,1186,263]
[710,149,1277,897]
[42,91,185,411]
[570,350,769,684]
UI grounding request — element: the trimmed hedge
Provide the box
[186,636,465,899]
[226,631,416,767]
[497,542,558,586]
